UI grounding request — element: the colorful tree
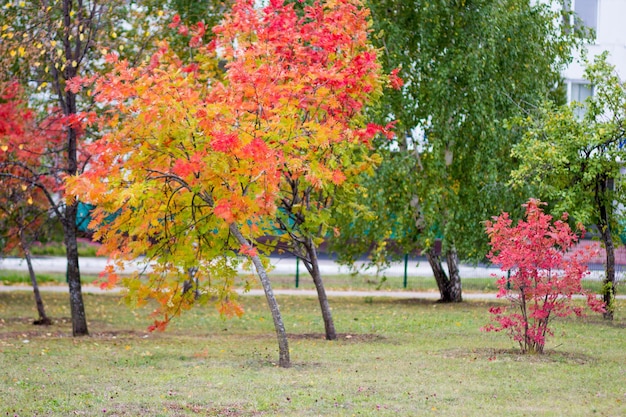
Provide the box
[0,81,66,325]
[68,0,386,367]
[0,0,180,336]
[484,199,605,354]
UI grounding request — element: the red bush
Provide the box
[484,199,605,353]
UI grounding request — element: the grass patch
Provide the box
[11,239,102,257]
[0,270,100,286]
[0,268,613,294]
[0,291,624,416]
[253,273,610,294]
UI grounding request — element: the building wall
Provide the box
[563,0,626,101]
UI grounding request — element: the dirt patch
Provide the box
[0,329,70,339]
[438,347,596,365]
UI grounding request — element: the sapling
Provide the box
[483,199,605,354]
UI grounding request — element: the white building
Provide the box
[563,0,626,104]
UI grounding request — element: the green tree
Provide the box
[331,0,582,302]
[511,52,625,320]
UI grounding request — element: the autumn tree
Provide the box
[511,53,626,320]
[331,0,582,302]
[0,0,178,336]
[0,81,65,325]
[68,0,385,368]
[484,199,605,354]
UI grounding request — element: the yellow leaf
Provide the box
[21,184,27,191]
[27,197,33,205]
[18,46,25,57]
[9,50,16,57]
[1,145,8,152]
[72,60,77,67]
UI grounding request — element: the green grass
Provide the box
[0,270,100,286]
[0,291,624,416]
[12,240,101,257]
[0,268,612,294]
[252,273,611,294]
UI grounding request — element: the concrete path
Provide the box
[0,255,488,277]
[0,285,463,299]
[0,254,614,279]
[2,255,623,299]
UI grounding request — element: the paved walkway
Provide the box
[0,285,469,299]
[2,255,623,299]
[0,257,626,300]
[0,254,615,279]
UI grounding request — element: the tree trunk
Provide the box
[601,230,616,320]
[427,247,452,302]
[597,220,616,320]
[597,177,615,320]
[303,238,337,341]
[426,246,462,303]
[22,241,52,326]
[230,223,290,368]
[53,0,88,336]
[64,205,89,336]
[446,246,463,302]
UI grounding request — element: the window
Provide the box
[570,82,593,118]
[563,0,598,31]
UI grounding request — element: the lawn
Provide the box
[0,291,624,416]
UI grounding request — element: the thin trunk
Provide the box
[230,223,290,368]
[64,207,88,336]
[61,2,89,334]
[597,177,615,320]
[445,247,462,302]
[598,219,616,320]
[21,238,52,326]
[303,238,337,341]
[427,247,452,302]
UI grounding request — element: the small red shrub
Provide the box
[483,199,605,353]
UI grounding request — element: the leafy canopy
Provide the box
[68,0,387,329]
